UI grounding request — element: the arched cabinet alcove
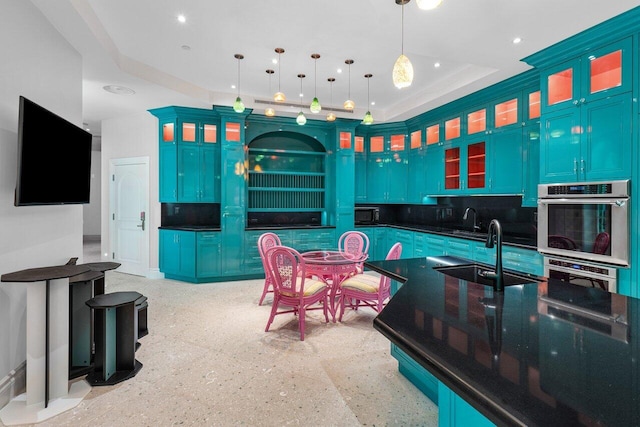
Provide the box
[247,131,327,212]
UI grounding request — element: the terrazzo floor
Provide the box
[2,242,438,426]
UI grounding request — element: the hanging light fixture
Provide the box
[296,74,307,125]
[343,59,355,111]
[310,53,322,113]
[233,54,245,113]
[416,0,443,10]
[326,77,336,122]
[392,0,414,89]
[362,74,374,125]
[264,69,276,117]
[273,48,286,102]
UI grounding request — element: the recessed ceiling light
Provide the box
[371,101,375,106]
[272,58,278,64]
[337,68,343,74]
[513,37,522,44]
[177,14,186,23]
[181,45,191,51]
[434,62,441,68]
[103,85,135,95]
[231,84,236,89]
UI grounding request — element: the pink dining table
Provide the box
[301,250,368,322]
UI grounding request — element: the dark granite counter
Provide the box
[367,257,638,426]
[357,223,536,249]
[159,225,221,231]
[245,225,335,231]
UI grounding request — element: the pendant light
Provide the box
[416,0,443,10]
[233,54,245,113]
[392,0,414,89]
[343,59,355,111]
[310,53,322,113]
[326,77,336,122]
[362,74,374,125]
[296,74,307,125]
[264,69,276,117]
[273,48,286,102]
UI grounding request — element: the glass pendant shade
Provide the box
[326,112,336,122]
[343,99,355,111]
[274,91,286,103]
[296,111,307,125]
[393,54,414,89]
[233,96,245,113]
[265,107,275,117]
[310,97,321,113]
[362,111,374,125]
[416,0,443,10]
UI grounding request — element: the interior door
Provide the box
[110,157,149,276]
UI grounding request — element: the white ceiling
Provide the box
[32,1,639,137]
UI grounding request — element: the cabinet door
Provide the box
[199,145,219,202]
[366,154,387,203]
[374,228,388,261]
[425,235,446,257]
[444,145,461,191]
[424,144,444,195]
[197,232,221,277]
[489,127,523,194]
[408,148,426,203]
[393,230,414,258]
[446,238,472,259]
[386,152,408,202]
[243,231,264,275]
[413,233,426,257]
[521,125,540,207]
[177,145,199,201]
[159,230,180,275]
[159,143,178,202]
[581,38,632,104]
[465,141,486,193]
[540,108,581,183]
[354,151,367,202]
[581,94,631,181]
[541,59,580,114]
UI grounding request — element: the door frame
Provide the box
[109,156,150,277]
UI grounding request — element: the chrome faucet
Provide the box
[463,207,480,232]
[484,219,504,291]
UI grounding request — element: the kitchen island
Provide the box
[367,256,638,426]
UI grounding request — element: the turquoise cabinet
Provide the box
[486,127,523,195]
[540,93,631,182]
[149,107,220,203]
[446,237,473,259]
[413,232,426,257]
[354,135,367,203]
[293,229,336,252]
[159,229,196,279]
[501,246,543,276]
[177,119,220,202]
[424,143,444,195]
[521,125,540,207]
[366,131,408,203]
[391,229,414,258]
[425,234,447,257]
[540,38,632,114]
[373,227,388,261]
[438,383,495,427]
[243,231,264,276]
[196,232,221,277]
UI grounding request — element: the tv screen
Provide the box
[15,96,92,206]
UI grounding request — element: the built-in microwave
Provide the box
[537,180,630,266]
[354,207,379,225]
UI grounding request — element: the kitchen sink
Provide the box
[433,264,534,287]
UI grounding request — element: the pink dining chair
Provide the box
[264,245,329,341]
[257,232,281,305]
[338,242,402,322]
[338,231,370,274]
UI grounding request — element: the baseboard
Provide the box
[146,268,164,280]
[0,362,26,410]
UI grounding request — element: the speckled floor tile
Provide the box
[1,272,437,427]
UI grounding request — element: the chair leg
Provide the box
[323,296,330,323]
[265,295,279,332]
[258,278,272,306]
[298,306,305,341]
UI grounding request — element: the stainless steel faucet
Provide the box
[484,219,504,291]
[463,207,480,231]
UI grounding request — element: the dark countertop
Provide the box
[367,256,638,427]
[245,225,336,231]
[159,225,221,231]
[358,223,536,249]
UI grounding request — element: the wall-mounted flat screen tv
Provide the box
[15,96,92,206]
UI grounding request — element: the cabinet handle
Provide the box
[579,98,585,104]
[580,158,585,174]
[489,178,492,189]
[573,100,579,106]
[573,158,577,174]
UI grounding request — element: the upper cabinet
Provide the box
[366,130,408,203]
[537,38,633,183]
[541,38,632,114]
[149,107,221,203]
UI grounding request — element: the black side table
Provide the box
[86,291,143,386]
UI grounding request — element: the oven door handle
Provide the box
[538,197,629,206]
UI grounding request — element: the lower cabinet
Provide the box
[159,229,195,279]
[196,232,221,277]
[438,383,495,427]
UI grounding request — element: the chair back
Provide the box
[338,231,370,261]
[258,232,281,272]
[266,246,308,300]
[379,242,402,297]
[593,232,610,255]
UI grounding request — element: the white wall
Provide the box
[83,149,102,237]
[101,113,160,271]
[0,0,83,391]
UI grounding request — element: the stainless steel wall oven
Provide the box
[537,180,630,267]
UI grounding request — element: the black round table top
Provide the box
[81,262,121,272]
[1,265,91,283]
[86,291,143,309]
